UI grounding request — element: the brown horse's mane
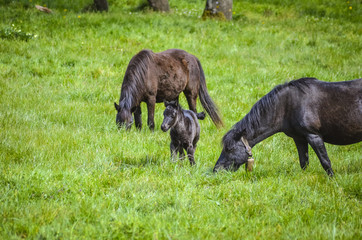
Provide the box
[223,78,316,146]
[119,49,154,110]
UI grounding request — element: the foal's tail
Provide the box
[197,59,224,128]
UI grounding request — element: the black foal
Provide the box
[161,101,205,165]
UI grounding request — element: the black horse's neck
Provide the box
[242,86,289,148]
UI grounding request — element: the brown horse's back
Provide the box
[149,49,199,103]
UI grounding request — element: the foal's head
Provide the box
[114,102,133,129]
[161,101,180,132]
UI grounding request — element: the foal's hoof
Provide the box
[196,112,206,120]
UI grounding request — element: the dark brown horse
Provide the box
[213,78,362,176]
[114,49,223,130]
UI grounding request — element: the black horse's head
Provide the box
[161,100,179,132]
[213,130,252,172]
[114,102,133,129]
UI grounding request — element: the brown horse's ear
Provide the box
[114,102,120,111]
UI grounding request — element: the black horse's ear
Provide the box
[114,102,120,111]
[233,128,246,141]
[164,100,170,107]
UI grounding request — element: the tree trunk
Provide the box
[94,0,108,12]
[202,0,233,20]
[148,0,170,12]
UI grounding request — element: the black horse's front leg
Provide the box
[146,97,156,131]
[306,134,334,177]
[293,138,309,170]
[134,106,142,130]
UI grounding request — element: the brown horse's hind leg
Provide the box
[306,134,334,177]
[134,106,142,129]
[184,91,198,113]
[293,138,309,170]
[146,96,156,131]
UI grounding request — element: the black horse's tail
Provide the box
[197,59,224,128]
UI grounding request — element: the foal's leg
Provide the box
[134,106,142,129]
[146,96,156,131]
[293,138,309,170]
[186,145,196,166]
[170,142,178,162]
[178,146,185,160]
[306,134,334,176]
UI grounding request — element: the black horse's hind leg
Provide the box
[306,134,334,177]
[134,106,142,129]
[146,97,156,131]
[293,138,309,170]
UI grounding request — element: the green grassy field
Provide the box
[0,0,361,239]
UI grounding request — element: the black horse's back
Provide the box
[288,78,362,145]
[319,79,362,144]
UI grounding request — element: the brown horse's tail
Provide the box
[197,59,224,128]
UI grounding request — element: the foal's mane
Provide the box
[223,78,316,146]
[119,49,154,110]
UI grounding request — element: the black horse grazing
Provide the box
[161,101,205,166]
[114,49,223,130]
[213,78,362,176]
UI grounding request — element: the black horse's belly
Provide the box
[322,132,362,145]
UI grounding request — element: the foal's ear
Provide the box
[164,100,178,107]
[169,100,178,107]
[114,102,120,111]
[164,100,170,107]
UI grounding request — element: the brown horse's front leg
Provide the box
[134,106,142,130]
[147,97,156,131]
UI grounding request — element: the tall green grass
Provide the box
[0,0,361,239]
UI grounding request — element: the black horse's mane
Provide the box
[223,78,317,146]
[119,49,154,110]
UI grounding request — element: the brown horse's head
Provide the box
[114,102,133,129]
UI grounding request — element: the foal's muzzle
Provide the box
[161,124,169,132]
